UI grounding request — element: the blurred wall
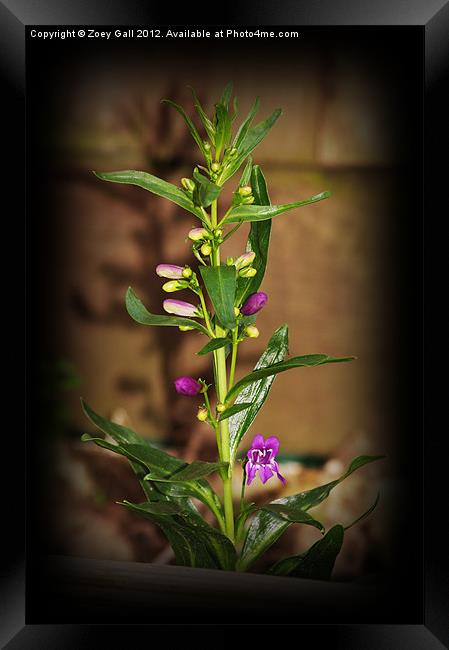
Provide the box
[45,41,405,459]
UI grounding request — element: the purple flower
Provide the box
[156,264,184,279]
[241,292,268,316]
[174,376,202,396]
[245,434,286,486]
[163,299,198,317]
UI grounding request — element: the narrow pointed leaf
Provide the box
[262,504,324,532]
[196,337,231,356]
[145,460,227,482]
[225,191,331,223]
[235,165,271,304]
[237,455,384,571]
[189,86,215,142]
[226,354,355,404]
[161,98,207,157]
[268,525,344,579]
[220,81,233,109]
[218,402,252,422]
[229,324,289,463]
[233,97,260,149]
[200,265,236,329]
[126,287,209,336]
[192,168,221,208]
[94,170,203,219]
[214,103,232,158]
[121,499,183,516]
[120,500,236,570]
[344,492,380,531]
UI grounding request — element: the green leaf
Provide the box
[196,337,231,356]
[221,108,282,183]
[225,191,331,223]
[188,86,215,143]
[220,81,233,109]
[237,455,384,571]
[235,165,272,304]
[233,97,260,149]
[121,499,183,516]
[93,170,203,220]
[192,168,221,208]
[228,324,289,463]
[261,504,324,533]
[81,401,225,526]
[161,98,207,157]
[120,500,236,570]
[214,103,232,159]
[145,460,227,482]
[344,492,380,531]
[200,265,236,330]
[125,287,209,336]
[218,402,252,422]
[226,354,355,404]
[268,525,344,579]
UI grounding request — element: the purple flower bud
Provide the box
[156,264,184,279]
[174,376,202,396]
[240,291,268,316]
[163,299,199,317]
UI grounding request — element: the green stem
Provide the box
[229,328,239,390]
[210,198,235,542]
[198,289,215,338]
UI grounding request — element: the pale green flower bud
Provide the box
[239,267,257,278]
[203,141,211,151]
[163,280,183,292]
[229,147,238,157]
[226,257,234,266]
[188,227,208,241]
[197,407,208,422]
[244,325,260,338]
[216,403,226,413]
[238,185,252,197]
[211,162,220,172]
[235,251,256,271]
[215,228,223,238]
[234,307,240,317]
[179,325,194,332]
[181,178,195,192]
[182,266,193,279]
[201,242,212,256]
[242,195,255,204]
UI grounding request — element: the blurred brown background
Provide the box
[31,34,418,574]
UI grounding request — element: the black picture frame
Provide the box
[2,1,445,647]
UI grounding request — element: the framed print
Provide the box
[1,1,446,647]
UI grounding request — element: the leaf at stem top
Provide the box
[226,354,355,404]
[161,98,208,158]
[224,191,331,223]
[200,265,237,330]
[228,324,289,464]
[93,170,204,220]
[125,287,209,336]
[189,86,216,143]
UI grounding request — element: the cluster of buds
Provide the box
[156,264,203,321]
[237,185,255,205]
[234,251,257,278]
[188,226,223,259]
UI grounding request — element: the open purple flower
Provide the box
[174,376,201,396]
[156,264,184,279]
[245,434,286,486]
[241,291,268,316]
[163,299,199,317]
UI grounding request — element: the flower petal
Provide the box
[264,436,280,458]
[250,434,265,450]
[259,465,273,484]
[245,461,257,486]
[272,460,287,485]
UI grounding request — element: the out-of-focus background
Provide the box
[31,35,418,578]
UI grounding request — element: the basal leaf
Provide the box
[200,265,236,330]
[126,287,209,336]
[268,525,344,579]
[237,455,384,571]
[228,324,289,463]
[225,191,331,223]
[94,170,204,220]
[226,354,355,404]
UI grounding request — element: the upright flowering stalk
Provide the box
[84,83,383,576]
